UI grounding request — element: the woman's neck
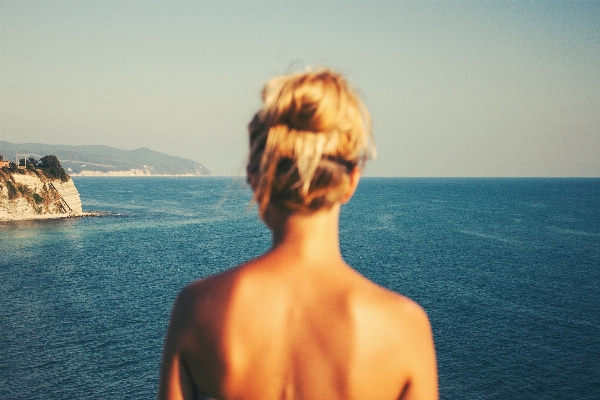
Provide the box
[265,204,344,263]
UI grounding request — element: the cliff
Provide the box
[0,168,84,221]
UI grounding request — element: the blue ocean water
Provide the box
[1,177,599,399]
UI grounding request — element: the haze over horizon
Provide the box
[1,1,599,177]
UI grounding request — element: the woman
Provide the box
[158,68,438,400]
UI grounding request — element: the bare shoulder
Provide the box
[384,287,431,334]
[173,262,250,322]
[173,256,276,330]
[160,263,257,399]
[166,270,236,356]
[349,273,438,399]
[351,271,430,328]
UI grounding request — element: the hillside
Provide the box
[0,142,211,176]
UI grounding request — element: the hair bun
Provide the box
[249,68,374,216]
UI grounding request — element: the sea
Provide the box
[1,177,599,399]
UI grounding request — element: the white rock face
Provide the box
[0,171,84,221]
[51,180,83,213]
[75,168,153,176]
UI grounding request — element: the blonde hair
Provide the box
[248,68,375,216]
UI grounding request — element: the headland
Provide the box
[0,156,88,222]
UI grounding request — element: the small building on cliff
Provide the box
[0,155,9,169]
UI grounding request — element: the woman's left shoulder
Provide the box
[352,275,431,333]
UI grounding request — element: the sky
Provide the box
[1,1,599,177]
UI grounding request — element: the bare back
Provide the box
[160,247,438,400]
[158,69,437,400]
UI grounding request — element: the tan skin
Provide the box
[158,169,438,400]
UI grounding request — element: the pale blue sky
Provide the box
[1,1,599,176]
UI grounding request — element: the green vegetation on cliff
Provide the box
[38,155,69,182]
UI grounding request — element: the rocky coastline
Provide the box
[0,166,87,222]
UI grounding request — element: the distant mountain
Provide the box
[0,142,211,176]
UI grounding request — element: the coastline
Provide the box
[0,211,102,222]
[71,173,210,177]
[70,170,210,177]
